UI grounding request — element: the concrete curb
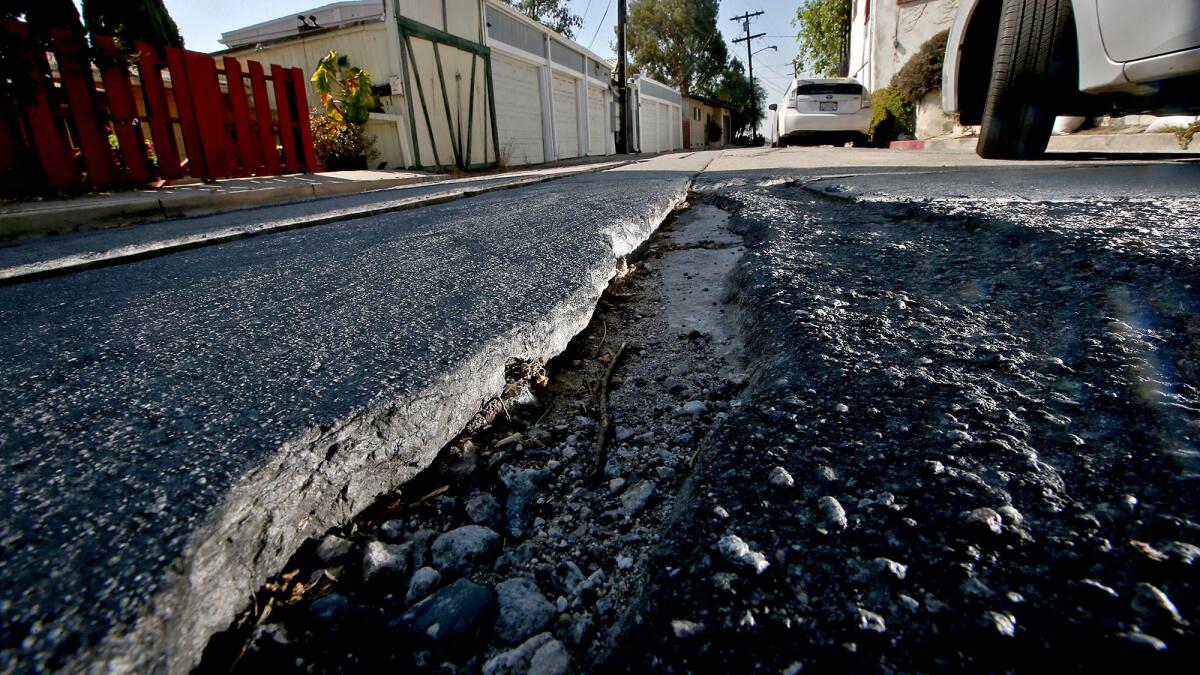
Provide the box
[0,162,632,287]
[891,132,1197,154]
[0,175,444,241]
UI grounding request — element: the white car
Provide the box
[943,0,1200,158]
[768,78,872,147]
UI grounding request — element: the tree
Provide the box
[2,0,85,37]
[503,1,583,40]
[708,58,765,141]
[626,0,729,96]
[792,0,850,78]
[82,0,183,49]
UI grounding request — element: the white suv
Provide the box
[943,0,1200,158]
[769,78,872,147]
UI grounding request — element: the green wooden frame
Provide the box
[394,14,499,171]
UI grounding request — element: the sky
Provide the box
[161,0,804,107]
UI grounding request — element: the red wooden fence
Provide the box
[0,20,318,192]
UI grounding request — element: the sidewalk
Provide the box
[890,131,1198,154]
[0,154,650,241]
[0,170,438,240]
[0,160,633,285]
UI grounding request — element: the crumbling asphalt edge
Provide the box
[78,172,697,675]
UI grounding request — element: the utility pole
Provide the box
[730,11,765,144]
[616,0,629,154]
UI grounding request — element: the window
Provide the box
[693,107,701,121]
[795,82,865,95]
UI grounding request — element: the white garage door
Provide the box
[552,73,579,160]
[493,54,543,167]
[640,100,658,153]
[587,85,606,156]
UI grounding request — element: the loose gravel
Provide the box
[199,175,1199,673]
[198,201,750,673]
[606,176,1199,672]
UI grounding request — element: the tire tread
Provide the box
[977,0,1073,159]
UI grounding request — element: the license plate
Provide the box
[820,101,838,112]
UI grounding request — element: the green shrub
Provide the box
[310,114,377,168]
[1164,120,1200,149]
[895,30,950,106]
[705,119,722,143]
[310,50,378,126]
[868,76,914,144]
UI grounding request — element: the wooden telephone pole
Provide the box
[730,10,765,144]
[616,0,629,153]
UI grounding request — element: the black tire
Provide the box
[977,0,1074,159]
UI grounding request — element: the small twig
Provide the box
[591,320,608,359]
[408,484,449,507]
[533,397,556,428]
[590,341,627,479]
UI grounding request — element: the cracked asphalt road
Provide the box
[0,152,712,672]
[608,151,1200,672]
[2,146,1197,673]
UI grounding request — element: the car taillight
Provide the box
[861,93,871,108]
[787,95,797,109]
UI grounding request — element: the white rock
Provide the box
[482,632,554,675]
[405,566,441,605]
[965,507,1003,535]
[768,466,794,488]
[671,619,706,638]
[818,496,848,531]
[494,578,556,644]
[717,534,770,574]
[362,541,411,582]
[431,525,501,574]
[316,535,353,563]
[528,639,571,675]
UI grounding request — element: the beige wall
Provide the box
[219,0,493,170]
[683,98,730,148]
[849,0,958,91]
[222,23,396,117]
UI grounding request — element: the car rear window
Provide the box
[795,83,864,96]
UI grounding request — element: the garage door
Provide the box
[492,54,543,167]
[640,100,658,153]
[552,73,579,160]
[587,85,606,156]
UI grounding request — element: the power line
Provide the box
[588,0,613,51]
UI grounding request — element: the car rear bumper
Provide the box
[779,109,872,135]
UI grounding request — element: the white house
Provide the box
[216,0,625,170]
